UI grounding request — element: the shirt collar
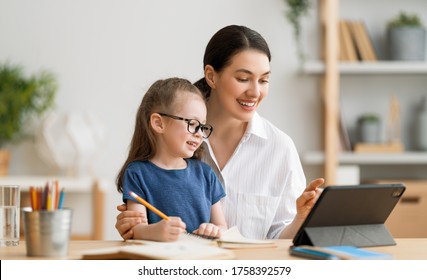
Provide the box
[245,112,268,140]
[203,112,269,147]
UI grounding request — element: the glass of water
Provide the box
[0,185,20,246]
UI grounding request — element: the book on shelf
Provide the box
[354,142,404,153]
[339,20,358,62]
[290,245,393,260]
[338,109,352,151]
[347,20,377,62]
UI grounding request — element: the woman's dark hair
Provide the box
[194,25,271,100]
[116,77,204,193]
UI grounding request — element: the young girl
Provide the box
[116,77,227,242]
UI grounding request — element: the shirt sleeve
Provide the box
[209,168,226,205]
[122,163,146,204]
[266,139,306,239]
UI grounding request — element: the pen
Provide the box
[129,191,170,220]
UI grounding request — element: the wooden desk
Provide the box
[1,239,427,260]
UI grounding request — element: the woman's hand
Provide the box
[295,178,325,221]
[115,204,147,240]
[279,178,325,239]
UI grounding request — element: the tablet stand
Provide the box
[294,224,396,247]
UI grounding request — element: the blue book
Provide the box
[290,245,393,260]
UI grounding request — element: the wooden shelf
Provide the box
[303,151,427,165]
[302,61,427,75]
[314,0,427,183]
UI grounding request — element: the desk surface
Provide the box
[1,239,427,260]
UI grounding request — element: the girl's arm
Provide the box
[210,201,228,231]
[127,200,186,242]
[193,201,227,238]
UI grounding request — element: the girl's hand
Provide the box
[192,223,222,238]
[151,217,186,242]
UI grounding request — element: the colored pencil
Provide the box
[58,188,65,209]
[54,180,60,209]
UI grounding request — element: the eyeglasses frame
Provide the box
[157,112,213,138]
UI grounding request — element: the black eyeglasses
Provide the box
[157,113,213,138]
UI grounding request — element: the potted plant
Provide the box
[283,0,311,63]
[387,11,426,61]
[357,113,381,143]
[0,62,57,175]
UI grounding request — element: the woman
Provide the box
[115,25,324,240]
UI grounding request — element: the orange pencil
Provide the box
[129,191,169,220]
[29,186,36,210]
[54,180,59,209]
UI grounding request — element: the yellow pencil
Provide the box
[129,191,170,220]
[47,190,52,211]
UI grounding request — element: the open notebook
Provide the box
[81,226,276,260]
[215,226,276,249]
[175,226,276,249]
[81,237,235,260]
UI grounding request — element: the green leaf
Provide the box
[0,62,57,147]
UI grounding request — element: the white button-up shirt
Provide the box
[201,112,306,239]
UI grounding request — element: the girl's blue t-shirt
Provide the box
[122,159,226,232]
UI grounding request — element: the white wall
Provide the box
[1,0,322,239]
[0,0,322,177]
[1,0,426,239]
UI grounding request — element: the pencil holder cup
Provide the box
[22,207,73,257]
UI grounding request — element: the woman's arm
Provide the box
[279,178,324,239]
[115,204,146,240]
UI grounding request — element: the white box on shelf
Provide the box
[336,165,360,185]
